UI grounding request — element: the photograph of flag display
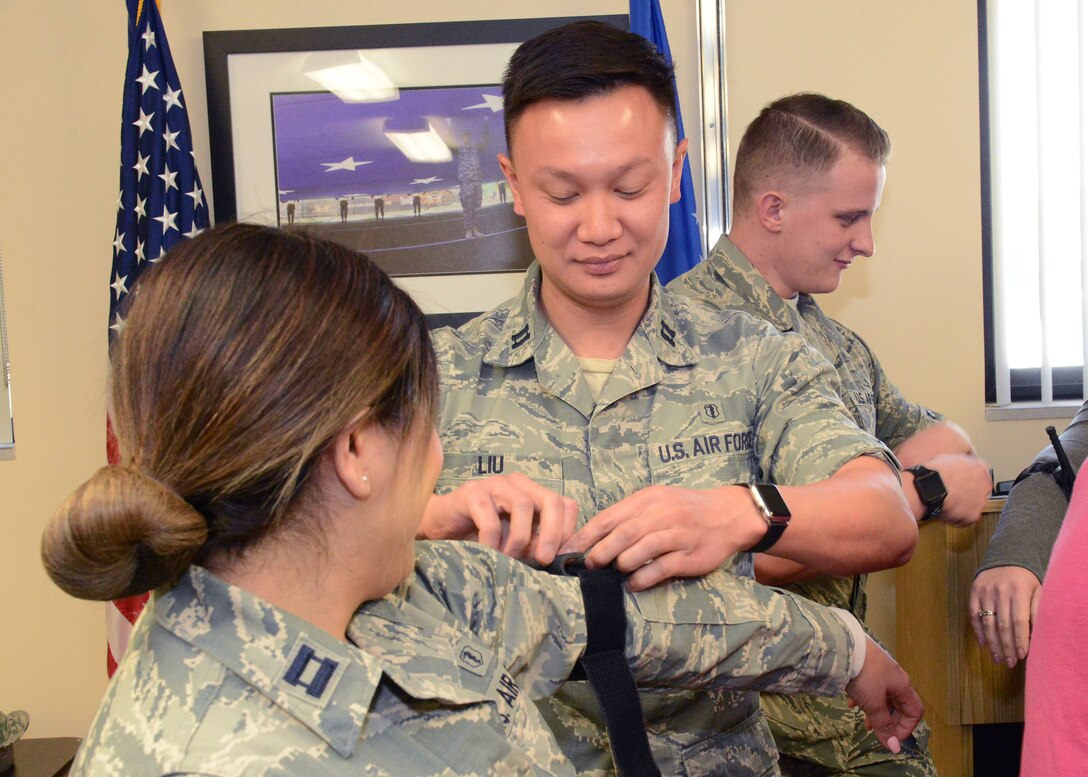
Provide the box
[270,85,530,277]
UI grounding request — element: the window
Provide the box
[0,241,11,456]
[981,0,1088,409]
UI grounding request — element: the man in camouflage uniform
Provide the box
[423,23,919,777]
[71,543,917,776]
[669,93,993,776]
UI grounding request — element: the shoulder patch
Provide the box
[700,402,724,424]
[456,641,490,677]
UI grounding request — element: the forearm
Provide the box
[893,421,974,466]
[754,554,822,585]
[509,565,860,700]
[623,569,857,697]
[894,423,992,525]
[415,542,863,701]
[978,473,1067,579]
[898,469,928,522]
[766,456,916,575]
[975,404,1088,575]
[415,541,860,700]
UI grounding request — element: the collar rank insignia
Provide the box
[282,642,341,700]
[660,320,676,347]
[511,324,530,349]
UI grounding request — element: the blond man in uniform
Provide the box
[670,93,993,776]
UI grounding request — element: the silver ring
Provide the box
[977,609,996,618]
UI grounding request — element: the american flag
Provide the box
[107,0,209,677]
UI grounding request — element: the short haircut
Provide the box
[733,93,891,211]
[501,20,678,150]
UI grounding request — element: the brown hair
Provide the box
[733,93,890,213]
[42,223,437,600]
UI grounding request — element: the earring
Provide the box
[361,475,369,483]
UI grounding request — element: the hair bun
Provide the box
[41,466,207,600]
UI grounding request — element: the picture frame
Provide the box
[203,16,627,320]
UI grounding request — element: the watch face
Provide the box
[751,483,791,519]
[913,468,948,503]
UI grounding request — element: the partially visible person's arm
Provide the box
[966,472,1057,666]
[970,399,1088,667]
[969,565,1043,668]
[969,472,1069,667]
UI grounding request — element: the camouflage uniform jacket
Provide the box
[433,264,892,776]
[70,542,859,777]
[669,236,938,772]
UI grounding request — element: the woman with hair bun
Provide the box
[43,223,920,776]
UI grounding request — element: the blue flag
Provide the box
[110,0,209,341]
[629,0,702,284]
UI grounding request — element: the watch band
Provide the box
[907,464,947,521]
[745,483,791,553]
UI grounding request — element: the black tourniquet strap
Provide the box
[547,553,661,777]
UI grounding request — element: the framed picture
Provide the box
[203,16,626,320]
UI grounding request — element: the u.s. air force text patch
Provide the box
[653,426,755,464]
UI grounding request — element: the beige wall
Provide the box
[0,0,1055,740]
[725,1,1063,477]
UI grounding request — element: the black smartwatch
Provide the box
[745,483,791,553]
[907,465,947,521]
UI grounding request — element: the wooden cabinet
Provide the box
[896,498,1024,777]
